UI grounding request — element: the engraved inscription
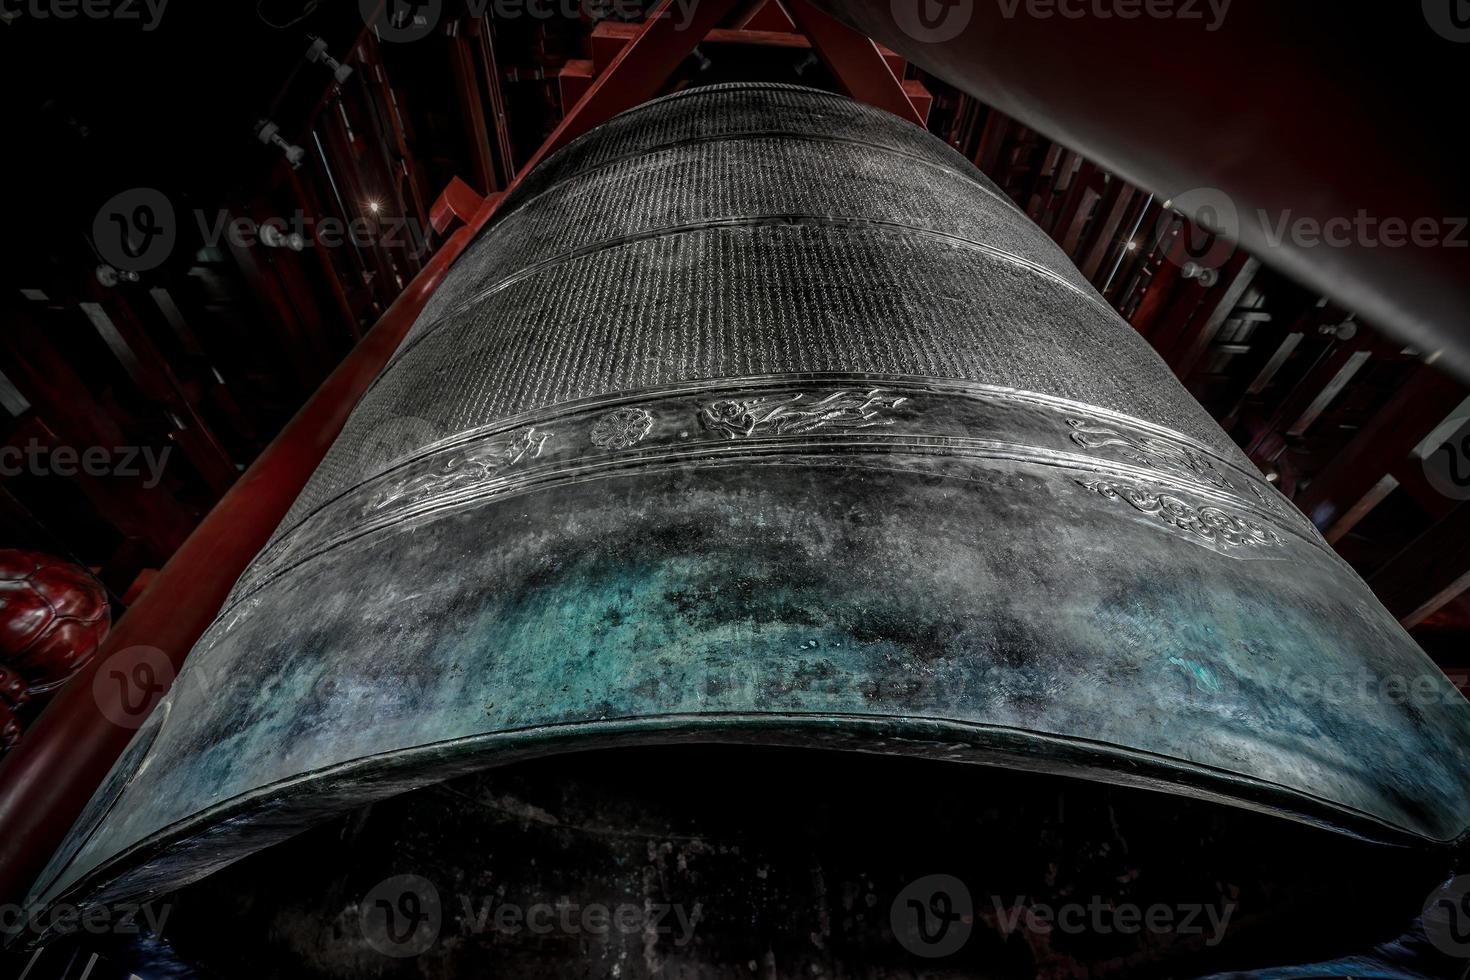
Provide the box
[1077,479,1283,550]
[590,408,654,450]
[701,388,908,439]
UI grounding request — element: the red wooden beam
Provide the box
[974,107,1012,175]
[736,0,795,31]
[283,163,362,341]
[705,27,811,48]
[1296,363,1465,532]
[318,114,401,311]
[1054,163,1100,258]
[469,19,516,187]
[1370,502,1470,628]
[430,176,488,235]
[0,312,194,562]
[521,0,743,176]
[1169,255,1259,379]
[358,33,434,235]
[223,205,327,394]
[784,0,925,127]
[0,0,769,904]
[448,25,498,196]
[76,293,240,498]
[584,7,925,128]
[0,202,492,907]
[558,58,596,113]
[1244,322,1372,464]
[1078,182,1136,283]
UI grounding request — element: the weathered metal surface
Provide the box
[26,84,1470,924]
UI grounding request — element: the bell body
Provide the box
[28,84,1470,920]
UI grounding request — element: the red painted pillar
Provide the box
[0,212,490,906]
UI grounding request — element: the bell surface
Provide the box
[28,83,1470,918]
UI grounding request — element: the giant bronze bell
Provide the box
[24,84,1470,966]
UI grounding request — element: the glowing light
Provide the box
[367,200,382,214]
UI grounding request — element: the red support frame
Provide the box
[784,0,925,127]
[0,214,484,904]
[0,0,778,907]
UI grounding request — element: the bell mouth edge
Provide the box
[20,709,1460,946]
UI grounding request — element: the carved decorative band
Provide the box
[228,376,1309,606]
[1065,419,1278,512]
[700,389,909,439]
[1076,480,1284,551]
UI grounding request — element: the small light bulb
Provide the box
[367,200,382,214]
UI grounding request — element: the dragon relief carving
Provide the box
[1066,418,1277,510]
[700,388,909,439]
[1076,479,1283,550]
[365,426,551,514]
[233,427,552,596]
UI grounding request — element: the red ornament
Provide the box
[0,664,28,750]
[0,550,111,693]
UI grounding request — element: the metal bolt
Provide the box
[307,37,354,85]
[255,120,305,169]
